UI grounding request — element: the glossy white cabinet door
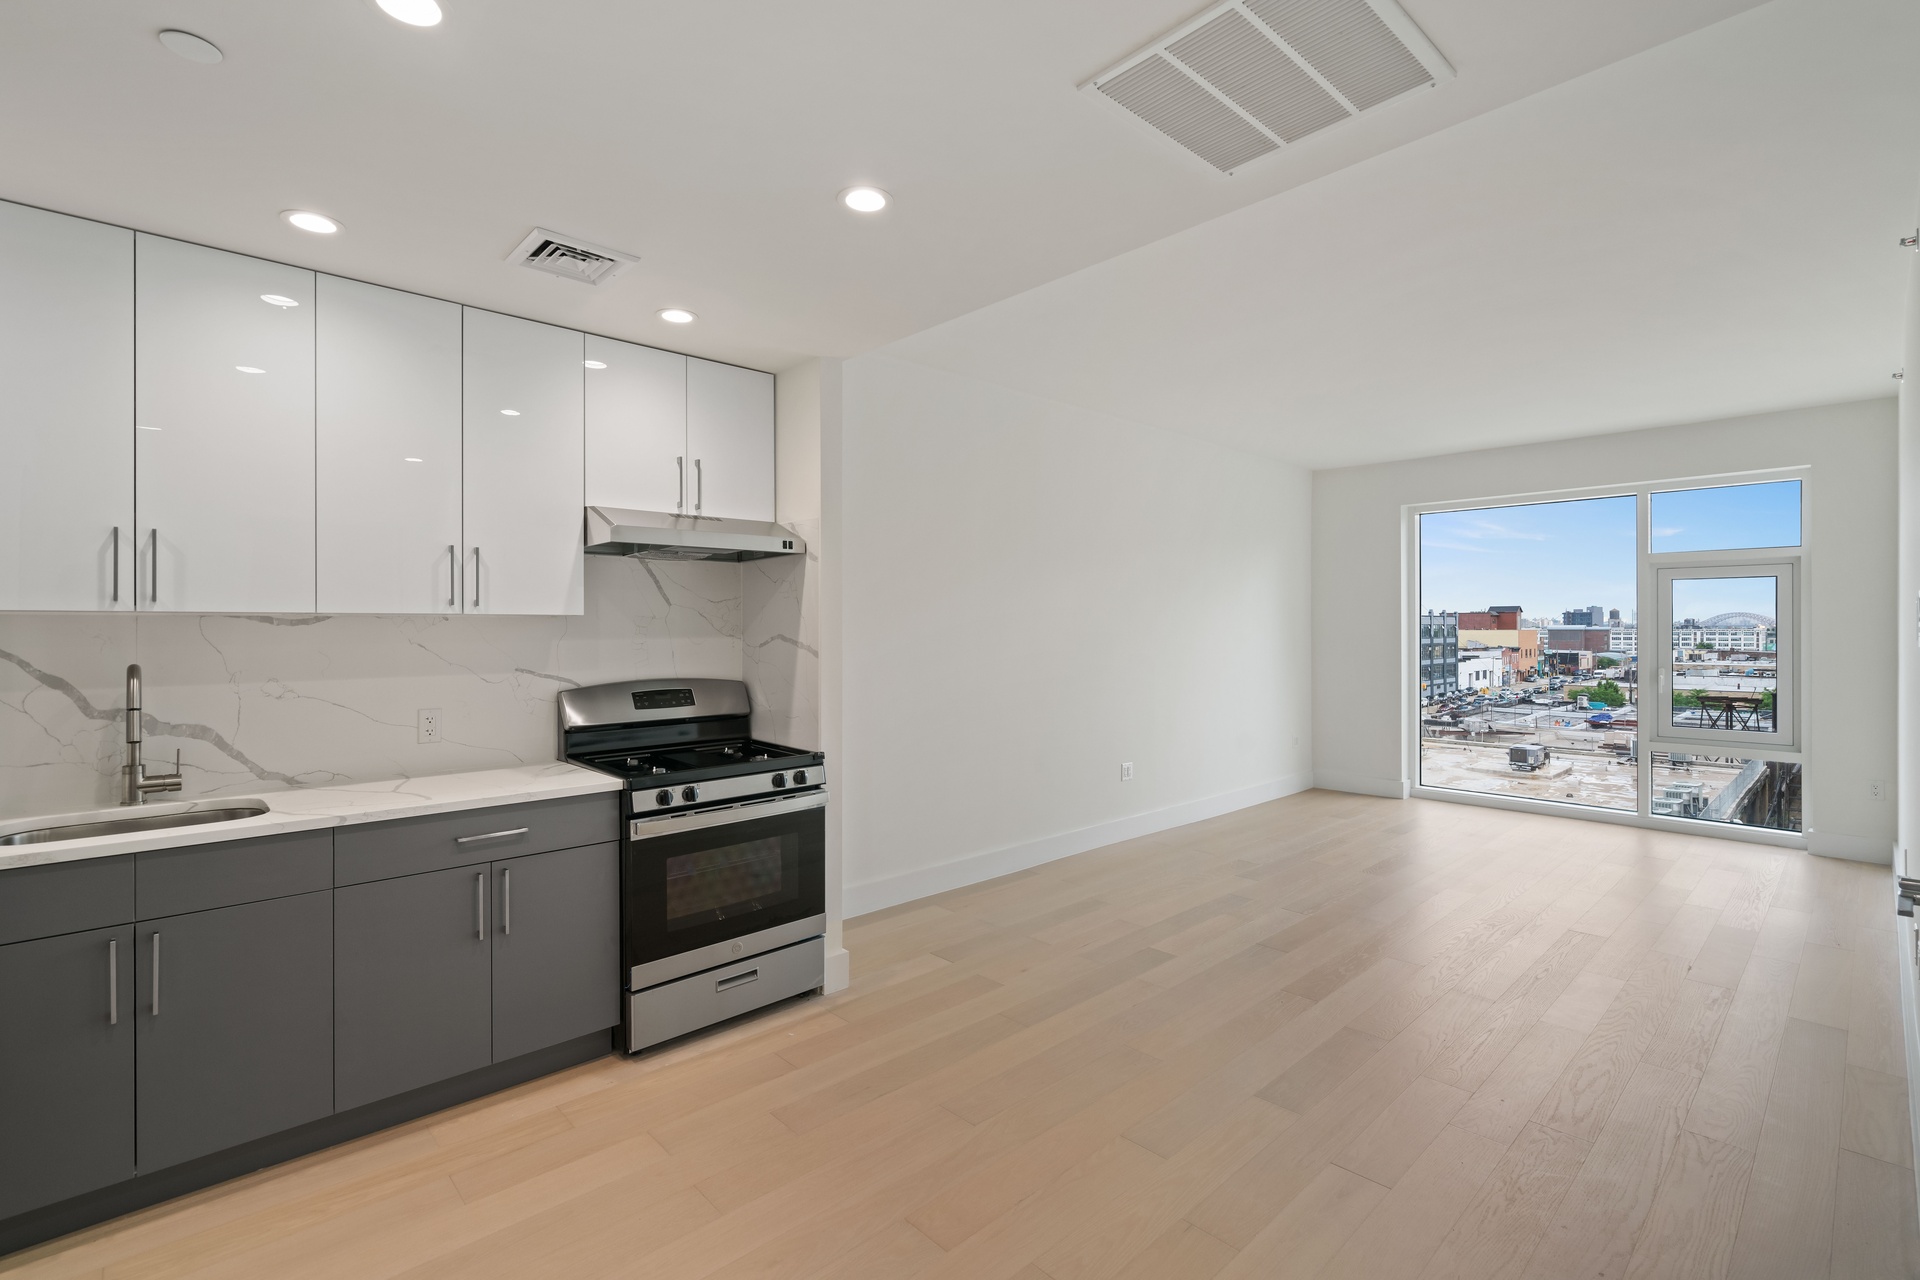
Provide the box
[462,309,583,615]
[135,235,315,613]
[584,335,686,513]
[0,201,134,611]
[316,276,462,613]
[685,358,774,522]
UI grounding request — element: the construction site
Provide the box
[1418,703,1802,830]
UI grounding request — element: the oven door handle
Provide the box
[629,788,826,839]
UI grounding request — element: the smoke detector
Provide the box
[507,228,639,286]
[1084,0,1452,176]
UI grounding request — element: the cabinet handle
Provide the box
[151,932,160,1016]
[694,459,703,514]
[448,544,457,609]
[455,827,528,844]
[111,527,120,604]
[149,529,159,604]
[108,938,118,1025]
[475,872,486,940]
[471,547,481,610]
[502,867,511,936]
[676,457,685,512]
[716,968,759,993]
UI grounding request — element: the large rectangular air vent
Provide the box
[508,227,640,286]
[1084,0,1452,176]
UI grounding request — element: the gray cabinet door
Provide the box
[135,892,333,1172]
[335,865,492,1111]
[0,925,134,1218]
[492,842,618,1062]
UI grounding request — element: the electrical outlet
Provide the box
[1121,762,1134,781]
[1870,779,1888,801]
[417,708,441,744]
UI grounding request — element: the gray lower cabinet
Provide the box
[335,864,494,1111]
[492,842,618,1062]
[0,925,135,1219]
[134,891,334,1172]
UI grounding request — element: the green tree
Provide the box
[1572,680,1626,708]
[1595,656,1620,669]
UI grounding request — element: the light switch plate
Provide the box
[1121,762,1134,781]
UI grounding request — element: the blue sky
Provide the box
[1420,482,1798,623]
[1421,496,1636,620]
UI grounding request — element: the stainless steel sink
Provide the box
[0,803,271,846]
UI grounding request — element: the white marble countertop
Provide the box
[0,763,624,872]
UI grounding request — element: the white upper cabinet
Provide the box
[0,202,134,611]
[686,358,774,522]
[135,235,315,613]
[316,276,463,614]
[584,335,687,514]
[462,309,584,616]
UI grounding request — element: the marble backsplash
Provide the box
[0,551,812,821]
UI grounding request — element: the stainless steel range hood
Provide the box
[584,506,806,563]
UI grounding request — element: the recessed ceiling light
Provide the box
[658,308,695,324]
[138,425,161,431]
[840,186,889,213]
[500,409,521,416]
[235,366,265,374]
[282,210,340,235]
[158,29,223,64]
[260,294,300,308]
[374,0,443,26]
[403,457,424,462]
[583,360,608,369]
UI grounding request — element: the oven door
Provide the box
[623,789,826,990]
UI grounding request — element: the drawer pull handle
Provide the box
[151,932,160,1016]
[455,827,529,845]
[502,867,511,936]
[108,938,118,1025]
[716,968,759,993]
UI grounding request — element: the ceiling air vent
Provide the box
[507,228,639,286]
[1084,0,1452,176]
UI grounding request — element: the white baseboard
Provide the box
[1807,831,1895,865]
[822,946,850,994]
[842,773,1312,919]
[1312,770,1409,800]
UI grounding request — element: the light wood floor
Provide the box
[7,790,1919,1280]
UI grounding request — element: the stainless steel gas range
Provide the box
[558,678,826,1053]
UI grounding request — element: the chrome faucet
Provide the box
[122,664,182,805]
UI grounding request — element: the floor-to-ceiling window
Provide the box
[1412,475,1804,835]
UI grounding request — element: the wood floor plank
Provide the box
[1318,1125,1507,1280]
[1725,1017,1848,1280]
[1418,1122,1590,1280]
[1829,1150,1920,1280]
[1210,1164,1388,1280]
[1683,953,1798,1153]
[1840,1063,1915,1170]
[1620,1131,1754,1280]
[1519,1061,1697,1280]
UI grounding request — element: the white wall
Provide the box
[836,354,1313,915]
[1314,397,1898,862]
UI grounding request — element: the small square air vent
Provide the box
[1084,0,1452,176]
[507,228,640,286]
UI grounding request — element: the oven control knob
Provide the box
[654,789,673,807]
[771,773,787,788]
[793,770,809,786]
[681,786,700,803]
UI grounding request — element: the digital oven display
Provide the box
[632,689,696,710]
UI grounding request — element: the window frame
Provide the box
[1403,466,1810,845]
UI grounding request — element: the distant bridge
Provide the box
[1699,612,1774,628]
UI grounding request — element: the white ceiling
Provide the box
[0,0,1772,375]
[883,0,1920,468]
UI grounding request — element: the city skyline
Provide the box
[1420,483,1798,623]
